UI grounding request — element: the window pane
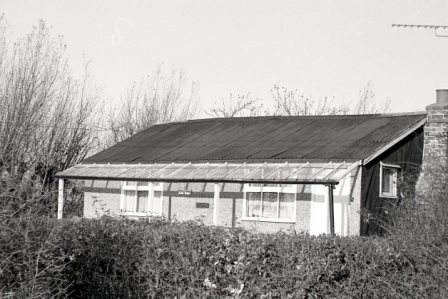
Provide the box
[382,168,394,194]
[137,181,149,186]
[262,192,278,218]
[246,192,261,217]
[279,193,295,219]
[149,191,163,214]
[124,190,136,212]
[137,191,148,212]
[125,181,136,186]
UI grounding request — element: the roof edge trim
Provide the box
[363,117,426,165]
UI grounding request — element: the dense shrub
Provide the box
[0,217,71,298]
[1,216,447,298]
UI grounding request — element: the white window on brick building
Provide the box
[120,181,163,216]
[379,162,399,198]
[243,183,296,222]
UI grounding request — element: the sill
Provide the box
[120,212,161,217]
[379,194,398,199]
[241,217,296,223]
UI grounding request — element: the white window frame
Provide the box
[379,162,400,198]
[242,183,297,223]
[120,181,163,216]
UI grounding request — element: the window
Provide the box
[243,183,296,222]
[380,162,399,198]
[121,181,163,216]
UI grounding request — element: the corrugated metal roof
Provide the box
[83,113,427,164]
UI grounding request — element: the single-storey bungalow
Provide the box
[56,90,448,236]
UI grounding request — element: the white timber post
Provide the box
[148,182,154,214]
[213,183,220,225]
[327,184,335,235]
[57,178,64,219]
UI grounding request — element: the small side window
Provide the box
[380,162,399,198]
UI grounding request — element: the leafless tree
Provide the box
[271,84,349,116]
[352,81,391,114]
[211,82,391,119]
[0,19,98,216]
[102,67,199,148]
[207,93,264,117]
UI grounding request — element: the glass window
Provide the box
[246,192,261,217]
[124,190,136,212]
[279,193,295,219]
[261,192,278,218]
[136,191,148,212]
[121,181,163,215]
[380,163,399,198]
[244,184,296,221]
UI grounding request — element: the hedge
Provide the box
[1,216,447,298]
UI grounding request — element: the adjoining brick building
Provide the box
[57,102,439,235]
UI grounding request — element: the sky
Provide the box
[0,0,447,115]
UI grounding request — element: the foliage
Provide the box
[1,215,447,298]
[0,217,71,298]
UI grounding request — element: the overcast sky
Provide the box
[1,0,447,115]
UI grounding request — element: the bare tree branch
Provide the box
[207,93,264,118]
[271,84,349,116]
[0,19,98,216]
[101,66,200,148]
[352,81,391,114]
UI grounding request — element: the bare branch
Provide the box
[101,66,200,148]
[207,93,264,118]
[352,81,391,114]
[271,84,349,116]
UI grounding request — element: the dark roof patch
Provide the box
[84,113,427,164]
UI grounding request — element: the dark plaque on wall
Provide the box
[196,202,209,209]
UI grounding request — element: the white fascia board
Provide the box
[363,118,426,165]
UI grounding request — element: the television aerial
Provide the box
[392,24,448,38]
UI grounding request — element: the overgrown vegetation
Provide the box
[1,213,447,298]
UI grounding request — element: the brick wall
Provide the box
[348,168,362,236]
[84,180,121,218]
[416,99,448,198]
[82,176,361,236]
[165,182,312,233]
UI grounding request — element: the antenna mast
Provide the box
[392,24,448,38]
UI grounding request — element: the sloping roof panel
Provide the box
[57,162,360,184]
[84,113,426,164]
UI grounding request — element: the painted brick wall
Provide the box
[170,196,214,225]
[84,180,121,218]
[82,177,361,236]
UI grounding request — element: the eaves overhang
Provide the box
[56,161,362,185]
[362,117,426,165]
